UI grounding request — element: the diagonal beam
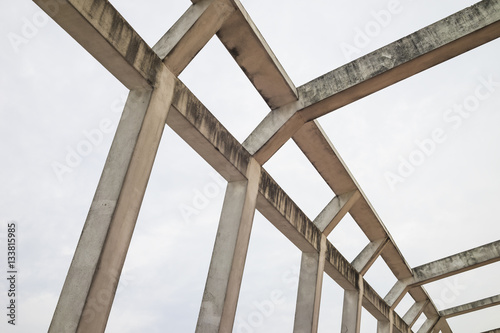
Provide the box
[412,240,500,285]
[403,301,428,327]
[439,294,500,318]
[313,190,361,235]
[48,67,176,333]
[34,0,162,89]
[352,238,390,275]
[153,0,235,75]
[416,316,440,333]
[211,0,298,109]
[246,0,500,162]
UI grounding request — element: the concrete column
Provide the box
[377,315,393,333]
[48,66,176,333]
[340,284,363,333]
[196,160,261,333]
[293,236,327,333]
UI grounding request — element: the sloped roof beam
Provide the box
[245,0,500,163]
[439,294,500,318]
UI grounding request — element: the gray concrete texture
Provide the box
[30,0,500,332]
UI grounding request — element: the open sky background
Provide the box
[1,0,500,332]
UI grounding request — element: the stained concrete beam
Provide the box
[313,190,361,236]
[210,0,298,109]
[412,240,500,285]
[167,79,252,181]
[153,0,235,75]
[416,317,440,333]
[34,0,162,89]
[352,238,390,276]
[439,294,500,318]
[403,301,428,327]
[245,0,500,162]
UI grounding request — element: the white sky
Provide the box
[1,0,499,332]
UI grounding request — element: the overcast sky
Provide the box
[1,0,499,332]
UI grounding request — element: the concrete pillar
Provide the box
[340,285,363,333]
[48,67,176,333]
[377,316,393,333]
[196,160,261,333]
[293,236,327,333]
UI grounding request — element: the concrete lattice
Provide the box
[32,0,500,332]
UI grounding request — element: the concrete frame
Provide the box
[32,0,500,332]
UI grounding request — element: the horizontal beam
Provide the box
[439,294,500,318]
[214,0,298,109]
[167,79,252,182]
[412,240,500,285]
[246,0,500,162]
[34,0,162,90]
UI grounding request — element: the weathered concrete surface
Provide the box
[153,0,235,75]
[167,79,252,181]
[213,0,298,109]
[403,301,428,327]
[313,190,361,235]
[341,282,363,333]
[385,279,412,308]
[416,317,440,333]
[196,160,261,333]
[34,0,162,89]
[352,238,389,276]
[293,236,326,333]
[439,294,500,318]
[412,240,500,285]
[245,0,500,162]
[48,67,175,333]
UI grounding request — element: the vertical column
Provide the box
[49,66,176,333]
[340,284,363,333]
[196,160,261,333]
[377,313,393,333]
[293,236,327,333]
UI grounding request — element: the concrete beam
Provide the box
[48,67,175,333]
[439,294,500,318]
[196,160,261,332]
[352,238,390,276]
[153,0,235,75]
[167,79,252,181]
[292,121,415,280]
[416,317,440,333]
[245,0,500,162]
[385,279,411,309]
[313,190,361,236]
[293,236,327,333]
[257,171,410,332]
[412,240,500,285]
[481,329,500,333]
[213,0,298,109]
[403,301,428,327]
[34,0,162,89]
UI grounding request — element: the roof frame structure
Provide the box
[32,0,500,332]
